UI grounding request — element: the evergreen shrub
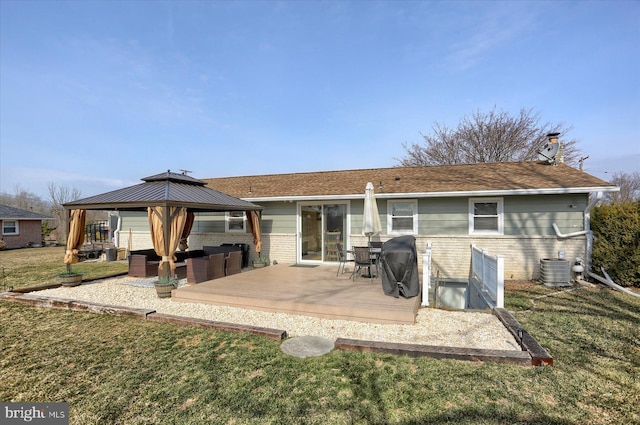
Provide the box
[591,201,640,287]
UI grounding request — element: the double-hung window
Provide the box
[387,200,418,235]
[2,220,18,235]
[469,198,503,235]
[225,211,246,233]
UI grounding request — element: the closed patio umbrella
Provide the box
[362,182,382,243]
[64,209,86,273]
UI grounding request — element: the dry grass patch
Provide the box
[0,247,128,290]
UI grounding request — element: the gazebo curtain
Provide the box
[148,206,187,278]
[246,210,262,254]
[64,209,86,272]
[179,211,195,251]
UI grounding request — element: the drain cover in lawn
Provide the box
[280,336,334,358]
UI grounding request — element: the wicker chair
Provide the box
[225,250,243,276]
[209,253,225,279]
[186,253,225,284]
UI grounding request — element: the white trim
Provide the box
[468,198,504,235]
[225,211,246,233]
[387,199,418,235]
[242,186,618,203]
[297,201,351,264]
[2,220,19,235]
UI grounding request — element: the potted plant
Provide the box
[153,275,179,298]
[59,268,83,287]
[252,255,269,268]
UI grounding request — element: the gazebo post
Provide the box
[66,209,72,274]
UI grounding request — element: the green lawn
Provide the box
[1,248,639,424]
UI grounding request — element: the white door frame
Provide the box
[297,201,350,264]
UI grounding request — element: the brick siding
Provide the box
[1,220,43,249]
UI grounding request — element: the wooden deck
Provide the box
[172,264,421,324]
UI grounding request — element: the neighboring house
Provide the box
[115,161,618,280]
[0,204,53,249]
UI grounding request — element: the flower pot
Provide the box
[154,281,177,298]
[252,262,267,269]
[60,274,83,287]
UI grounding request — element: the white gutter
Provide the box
[552,191,603,272]
[244,186,618,203]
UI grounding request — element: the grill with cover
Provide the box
[379,235,420,298]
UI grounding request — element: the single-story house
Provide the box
[114,161,618,280]
[0,204,53,249]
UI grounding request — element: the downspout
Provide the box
[583,191,602,273]
[112,212,122,249]
[551,191,602,273]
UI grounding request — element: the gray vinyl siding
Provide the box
[416,194,586,237]
[419,198,468,236]
[261,202,297,233]
[119,211,230,233]
[415,194,587,237]
[350,200,364,234]
[347,195,586,237]
[190,203,298,234]
[119,211,149,231]
[119,194,588,239]
[191,212,226,233]
[504,194,587,236]
[191,202,298,234]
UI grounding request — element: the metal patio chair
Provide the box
[336,243,353,276]
[351,246,375,281]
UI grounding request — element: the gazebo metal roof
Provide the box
[63,170,262,212]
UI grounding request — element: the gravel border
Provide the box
[36,275,520,351]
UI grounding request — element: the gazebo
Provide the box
[63,170,263,278]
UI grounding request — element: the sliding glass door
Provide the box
[299,203,348,263]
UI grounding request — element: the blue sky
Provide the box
[1,0,639,199]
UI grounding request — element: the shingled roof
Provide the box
[203,161,617,200]
[0,204,53,220]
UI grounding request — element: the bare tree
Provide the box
[397,107,581,167]
[48,182,82,243]
[606,171,640,204]
[0,185,49,214]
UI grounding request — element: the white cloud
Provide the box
[445,4,539,71]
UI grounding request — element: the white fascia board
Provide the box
[244,194,358,202]
[379,186,619,199]
[242,186,618,203]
